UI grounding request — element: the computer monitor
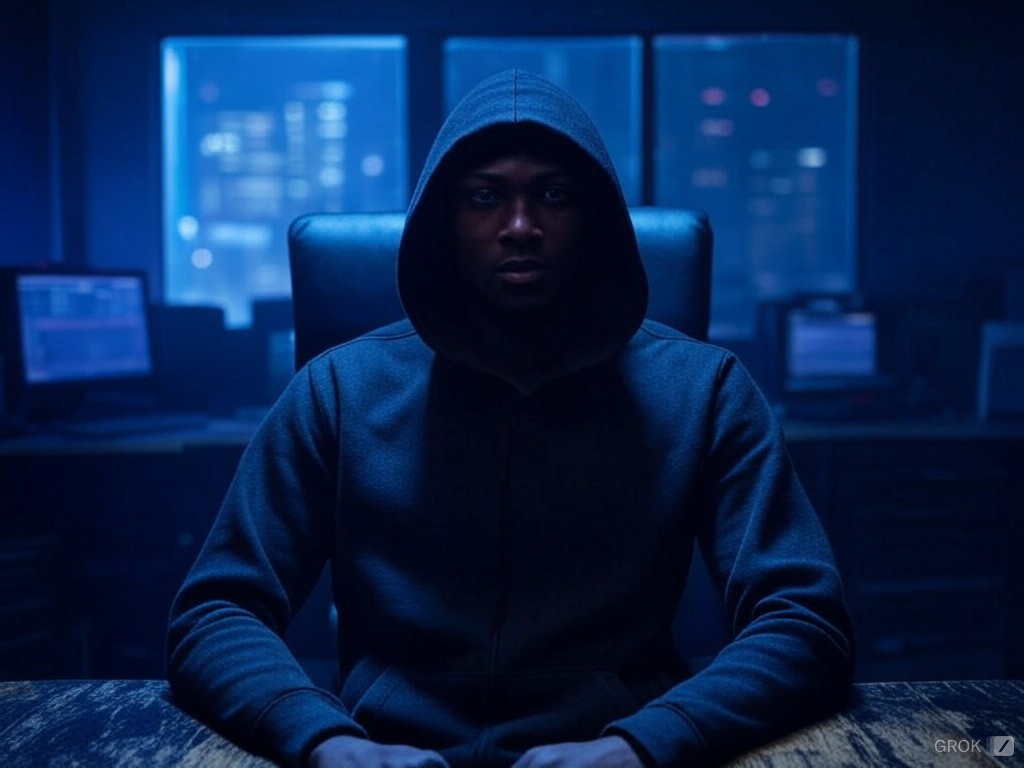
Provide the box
[0,268,156,420]
[786,307,877,383]
[977,321,1024,421]
[776,301,901,420]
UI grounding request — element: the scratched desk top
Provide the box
[1,678,1021,767]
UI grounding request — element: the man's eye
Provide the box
[541,185,572,205]
[468,188,501,206]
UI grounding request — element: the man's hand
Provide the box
[308,734,450,768]
[510,735,644,768]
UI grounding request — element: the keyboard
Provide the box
[50,412,211,438]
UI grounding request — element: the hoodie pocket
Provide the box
[495,668,641,741]
[521,668,638,711]
[338,662,644,748]
[338,659,484,747]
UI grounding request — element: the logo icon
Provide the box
[989,737,1014,757]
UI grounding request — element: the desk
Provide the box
[0,679,1021,767]
[0,417,260,456]
[729,679,1024,767]
[0,679,272,767]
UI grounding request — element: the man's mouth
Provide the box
[495,257,548,285]
[496,257,546,274]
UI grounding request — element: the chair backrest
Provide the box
[287,207,712,370]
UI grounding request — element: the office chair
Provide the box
[287,207,712,370]
[286,207,725,671]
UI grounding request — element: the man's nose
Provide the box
[500,197,542,244]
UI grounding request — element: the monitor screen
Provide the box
[786,309,877,380]
[162,36,409,327]
[16,272,154,385]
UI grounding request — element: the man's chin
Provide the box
[480,291,561,327]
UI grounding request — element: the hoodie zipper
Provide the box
[486,397,515,696]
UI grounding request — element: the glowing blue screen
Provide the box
[162,36,408,326]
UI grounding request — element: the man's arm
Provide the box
[602,353,856,767]
[167,364,367,768]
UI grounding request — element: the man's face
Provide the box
[454,153,581,315]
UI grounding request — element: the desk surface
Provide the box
[0,417,262,456]
[1,679,1021,767]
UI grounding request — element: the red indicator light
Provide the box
[701,86,727,106]
[750,88,771,107]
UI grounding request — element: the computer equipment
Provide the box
[785,307,878,390]
[976,321,1024,422]
[780,301,897,419]
[0,267,207,435]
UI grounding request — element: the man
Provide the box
[167,69,854,768]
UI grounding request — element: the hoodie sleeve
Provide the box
[604,353,855,767]
[166,362,368,768]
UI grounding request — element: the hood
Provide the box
[397,69,648,392]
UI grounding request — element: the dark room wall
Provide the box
[854,2,1022,298]
[2,0,53,267]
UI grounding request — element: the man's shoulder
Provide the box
[631,319,731,362]
[355,318,420,343]
[620,319,748,391]
[306,318,428,368]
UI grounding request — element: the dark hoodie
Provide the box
[397,70,647,393]
[167,70,854,768]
